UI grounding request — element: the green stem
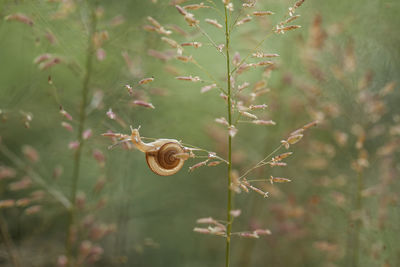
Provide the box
[224,6,233,267]
[0,213,21,267]
[65,2,97,264]
[351,170,363,267]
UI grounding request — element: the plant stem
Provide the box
[0,213,21,267]
[351,170,363,267]
[224,6,233,267]
[65,2,97,263]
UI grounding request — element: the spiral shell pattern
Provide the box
[145,142,185,176]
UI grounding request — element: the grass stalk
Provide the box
[224,5,233,267]
[351,170,364,267]
[0,213,21,267]
[65,1,97,263]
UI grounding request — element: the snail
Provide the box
[103,127,189,176]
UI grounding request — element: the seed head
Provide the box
[253,11,274,16]
[34,53,52,64]
[272,152,293,162]
[161,37,179,48]
[215,117,229,126]
[205,18,222,29]
[138,77,154,85]
[240,111,258,120]
[238,82,250,92]
[5,13,34,26]
[0,199,15,208]
[275,25,301,34]
[176,75,200,82]
[228,125,238,137]
[147,16,161,28]
[252,52,279,58]
[269,162,287,167]
[133,100,155,109]
[239,232,260,238]
[25,205,41,215]
[236,15,252,26]
[125,85,133,96]
[249,104,268,110]
[230,209,241,217]
[22,145,39,163]
[184,3,209,10]
[181,42,202,48]
[177,55,192,62]
[208,161,222,166]
[175,5,187,16]
[189,160,209,172]
[252,120,276,126]
[243,2,256,8]
[302,120,318,130]
[106,108,116,119]
[254,229,271,235]
[83,129,92,140]
[201,83,217,93]
[61,121,73,131]
[270,176,291,184]
[287,134,303,144]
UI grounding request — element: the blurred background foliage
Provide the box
[0,0,399,266]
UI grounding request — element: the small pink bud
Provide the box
[68,141,80,150]
[61,121,73,131]
[0,199,15,208]
[60,108,73,120]
[25,205,41,215]
[83,129,92,140]
[230,209,241,217]
[57,255,68,267]
[92,149,105,166]
[133,100,155,109]
[96,48,106,61]
[106,108,116,119]
[22,145,39,163]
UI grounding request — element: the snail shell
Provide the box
[145,142,185,176]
